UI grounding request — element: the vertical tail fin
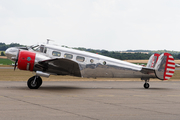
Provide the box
[147,53,160,68]
[154,53,175,80]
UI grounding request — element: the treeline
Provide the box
[1,42,180,60]
[73,47,180,60]
[100,51,151,60]
[126,49,180,55]
[0,42,24,51]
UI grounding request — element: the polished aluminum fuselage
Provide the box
[5,44,156,79]
[34,44,156,79]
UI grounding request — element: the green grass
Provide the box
[0,58,14,65]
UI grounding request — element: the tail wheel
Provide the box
[27,76,42,89]
[144,83,150,89]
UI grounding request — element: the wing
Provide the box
[37,58,81,77]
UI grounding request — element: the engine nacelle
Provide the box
[18,50,36,71]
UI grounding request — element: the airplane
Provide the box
[5,41,175,89]
[175,64,180,67]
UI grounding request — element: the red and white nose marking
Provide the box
[164,53,175,80]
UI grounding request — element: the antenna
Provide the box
[47,39,54,44]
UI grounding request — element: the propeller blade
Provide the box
[14,60,18,71]
[14,50,20,71]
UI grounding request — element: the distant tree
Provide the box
[1,52,5,56]
[0,42,5,45]
[0,42,24,51]
[73,47,180,60]
[176,54,180,59]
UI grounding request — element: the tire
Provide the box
[38,77,43,87]
[144,83,150,89]
[27,76,42,89]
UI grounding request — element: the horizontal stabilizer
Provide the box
[141,67,155,74]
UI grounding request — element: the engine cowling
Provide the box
[17,50,36,71]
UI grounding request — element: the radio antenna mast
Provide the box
[47,39,54,44]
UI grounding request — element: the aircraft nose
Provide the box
[5,48,11,57]
[5,48,10,55]
[5,47,19,61]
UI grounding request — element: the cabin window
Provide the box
[52,51,61,57]
[64,53,73,59]
[103,61,106,65]
[90,59,94,63]
[76,56,85,62]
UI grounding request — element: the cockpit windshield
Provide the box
[30,45,40,51]
[30,44,47,53]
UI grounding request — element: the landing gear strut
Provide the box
[27,76,42,89]
[142,78,150,89]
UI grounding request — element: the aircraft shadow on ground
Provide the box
[14,85,172,91]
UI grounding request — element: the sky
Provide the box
[0,0,180,51]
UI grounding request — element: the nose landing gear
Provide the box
[27,76,42,89]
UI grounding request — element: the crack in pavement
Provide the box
[3,95,99,120]
[82,97,180,116]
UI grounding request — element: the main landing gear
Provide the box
[142,78,150,89]
[27,76,42,89]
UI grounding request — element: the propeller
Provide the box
[14,50,20,71]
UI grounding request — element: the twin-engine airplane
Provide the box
[5,42,175,89]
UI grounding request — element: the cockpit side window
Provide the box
[40,45,44,52]
[44,47,47,53]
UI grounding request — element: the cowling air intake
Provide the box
[154,53,175,80]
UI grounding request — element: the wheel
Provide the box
[38,77,43,87]
[27,76,42,89]
[144,83,150,89]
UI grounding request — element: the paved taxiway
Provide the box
[1,81,180,120]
